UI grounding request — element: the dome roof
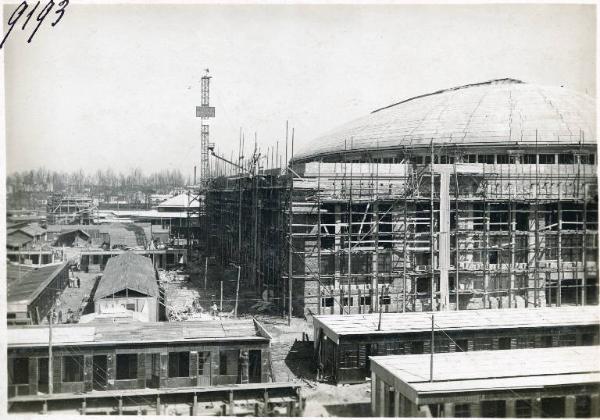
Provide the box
[295,79,596,162]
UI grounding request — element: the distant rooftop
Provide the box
[371,346,600,398]
[8,319,269,348]
[313,306,600,344]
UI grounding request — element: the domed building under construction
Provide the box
[206,78,597,317]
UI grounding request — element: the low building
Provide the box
[53,228,91,247]
[5,319,301,416]
[7,262,70,325]
[93,252,160,322]
[6,222,47,250]
[313,306,599,384]
[369,346,600,417]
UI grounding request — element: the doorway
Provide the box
[93,355,108,391]
[38,358,49,394]
[248,350,262,383]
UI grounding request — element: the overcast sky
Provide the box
[4,3,596,178]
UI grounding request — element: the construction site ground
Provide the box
[170,257,373,417]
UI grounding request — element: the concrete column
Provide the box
[532,397,542,417]
[443,402,454,417]
[193,394,198,416]
[371,372,377,416]
[394,391,401,417]
[378,377,386,417]
[334,204,342,291]
[506,399,516,418]
[470,402,481,418]
[590,394,599,417]
[439,171,450,310]
[565,395,576,417]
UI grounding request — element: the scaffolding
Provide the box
[204,135,598,318]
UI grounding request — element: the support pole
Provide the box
[430,314,434,382]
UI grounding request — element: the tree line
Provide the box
[7,167,187,195]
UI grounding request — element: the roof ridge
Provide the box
[371,78,524,114]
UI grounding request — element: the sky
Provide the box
[4,3,597,178]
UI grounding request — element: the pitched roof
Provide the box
[7,319,268,347]
[7,263,68,310]
[295,80,596,161]
[313,306,600,344]
[94,252,158,300]
[370,346,600,399]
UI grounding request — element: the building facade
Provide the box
[313,306,599,384]
[206,79,598,317]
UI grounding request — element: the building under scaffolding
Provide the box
[46,193,95,225]
[206,79,597,317]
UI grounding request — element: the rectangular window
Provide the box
[523,154,537,164]
[540,335,554,348]
[321,297,334,307]
[465,154,477,163]
[116,354,138,380]
[481,400,506,418]
[219,350,239,376]
[359,296,371,306]
[379,295,391,305]
[575,395,591,418]
[558,334,576,347]
[496,154,510,164]
[62,355,84,382]
[342,297,354,307]
[558,153,575,164]
[198,352,211,376]
[126,303,136,311]
[498,337,512,350]
[9,358,29,385]
[474,338,493,351]
[516,400,532,418]
[168,352,189,378]
[454,404,471,418]
[411,341,424,354]
[478,154,495,164]
[539,154,555,164]
[454,339,469,352]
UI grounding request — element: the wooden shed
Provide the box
[93,252,160,322]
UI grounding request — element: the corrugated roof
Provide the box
[370,346,600,397]
[313,306,600,343]
[7,319,266,347]
[295,79,596,161]
[7,263,68,307]
[94,252,158,300]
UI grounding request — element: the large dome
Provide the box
[295,79,596,162]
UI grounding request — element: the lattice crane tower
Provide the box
[196,69,216,187]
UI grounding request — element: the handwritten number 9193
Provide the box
[0,0,69,49]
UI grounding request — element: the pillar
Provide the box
[439,171,451,310]
[565,395,576,417]
[443,402,454,417]
[590,394,599,417]
[371,372,377,416]
[506,399,516,418]
[193,394,198,416]
[394,391,401,417]
[470,402,481,418]
[378,377,386,417]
